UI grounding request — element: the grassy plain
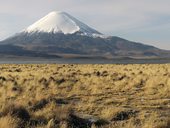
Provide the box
[0,64,170,128]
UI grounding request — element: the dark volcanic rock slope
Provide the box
[0,32,168,58]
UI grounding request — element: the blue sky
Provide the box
[0,0,170,49]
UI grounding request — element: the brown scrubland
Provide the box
[0,64,170,128]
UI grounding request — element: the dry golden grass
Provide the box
[0,64,170,128]
[0,115,20,128]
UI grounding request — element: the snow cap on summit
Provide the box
[24,11,102,37]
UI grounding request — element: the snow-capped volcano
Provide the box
[0,11,168,59]
[24,11,102,37]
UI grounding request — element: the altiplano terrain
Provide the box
[0,64,170,128]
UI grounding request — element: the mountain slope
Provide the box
[24,11,102,37]
[0,11,169,59]
[1,32,168,58]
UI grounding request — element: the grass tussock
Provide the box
[0,115,20,128]
[0,64,170,127]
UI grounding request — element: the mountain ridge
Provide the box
[0,11,170,59]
